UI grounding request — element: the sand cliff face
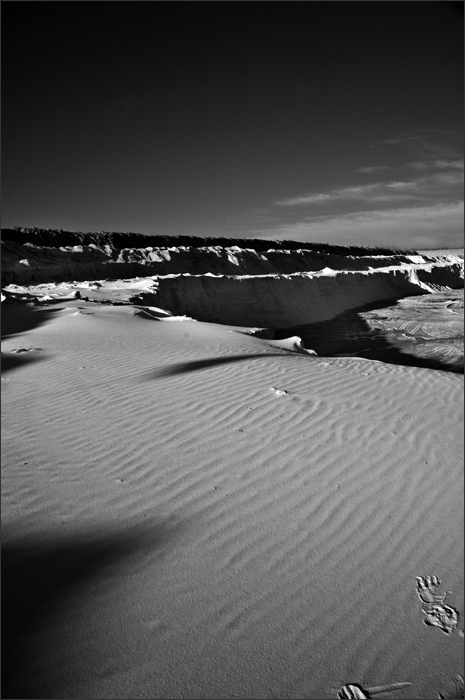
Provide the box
[155,264,464,327]
[1,227,424,286]
[2,228,463,328]
[1,236,425,286]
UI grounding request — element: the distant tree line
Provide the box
[1,227,418,256]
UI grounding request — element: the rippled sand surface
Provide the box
[2,283,463,699]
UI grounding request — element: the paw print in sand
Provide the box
[415,576,459,635]
[423,604,459,635]
[416,576,446,605]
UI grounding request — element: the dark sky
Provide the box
[2,2,463,248]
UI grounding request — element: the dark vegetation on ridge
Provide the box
[2,228,417,256]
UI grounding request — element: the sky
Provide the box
[2,2,463,249]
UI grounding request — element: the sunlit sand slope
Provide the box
[2,301,463,699]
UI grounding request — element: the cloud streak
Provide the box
[276,182,418,206]
[406,159,464,172]
[275,162,464,208]
[374,130,464,162]
[355,165,391,174]
[258,152,463,249]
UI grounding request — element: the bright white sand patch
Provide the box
[2,299,463,699]
[267,336,317,356]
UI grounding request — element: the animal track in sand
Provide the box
[438,675,464,699]
[416,575,446,605]
[415,576,460,635]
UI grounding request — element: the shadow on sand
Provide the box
[1,303,63,340]
[274,298,464,374]
[1,521,179,699]
[1,351,47,374]
[146,340,462,381]
[1,304,61,374]
[145,352,309,379]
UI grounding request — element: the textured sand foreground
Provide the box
[1,296,464,699]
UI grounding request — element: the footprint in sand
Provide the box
[415,576,459,635]
[438,675,464,699]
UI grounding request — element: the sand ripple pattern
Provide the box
[2,304,463,699]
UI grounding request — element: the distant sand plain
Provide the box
[1,262,464,699]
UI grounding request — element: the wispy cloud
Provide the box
[374,130,463,162]
[275,160,463,208]
[249,202,464,250]
[407,158,464,172]
[355,165,390,174]
[376,134,420,147]
[276,182,417,207]
[276,193,333,206]
[260,138,463,248]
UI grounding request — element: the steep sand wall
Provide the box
[1,238,459,287]
[1,227,417,255]
[2,230,462,330]
[155,262,464,328]
[0,242,417,286]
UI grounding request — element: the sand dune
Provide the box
[2,284,463,698]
